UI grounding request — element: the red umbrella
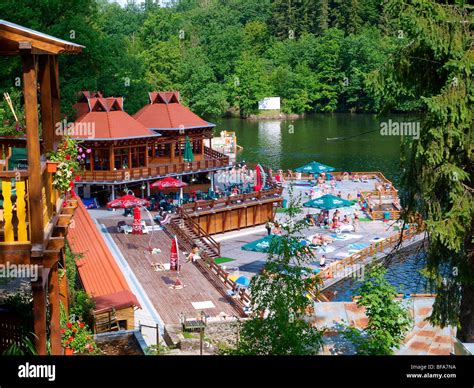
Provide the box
[107,194,150,209]
[170,236,179,271]
[254,164,263,191]
[132,207,142,235]
[151,176,188,189]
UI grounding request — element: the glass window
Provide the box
[114,148,129,170]
[92,148,110,171]
[131,146,146,168]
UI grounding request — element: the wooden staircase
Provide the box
[167,209,220,259]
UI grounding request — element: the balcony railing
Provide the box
[0,164,64,247]
[80,146,230,183]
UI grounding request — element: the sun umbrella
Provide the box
[254,164,264,191]
[183,136,194,162]
[151,176,188,189]
[303,194,353,210]
[107,194,150,209]
[241,235,304,254]
[235,276,250,287]
[170,235,179,271]
[294,161,335,175]
[132,207,142,235]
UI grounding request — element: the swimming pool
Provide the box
[324,251,435,301]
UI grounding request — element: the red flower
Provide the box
[69,180,74,188]
[65,154,71,161]
[74,175,81,182]
[61,329,65,334]
[73,328,77,333]
[79,322,85,328]
[67,322,72,329]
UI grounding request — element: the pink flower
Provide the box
[86,149,91,154]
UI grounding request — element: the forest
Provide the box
[0,0,424,122]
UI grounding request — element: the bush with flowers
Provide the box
[61,319,99,354]
[47,137,91,192]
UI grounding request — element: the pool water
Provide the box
[325,251,434,301]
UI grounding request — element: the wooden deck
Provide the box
[99,216,241,325]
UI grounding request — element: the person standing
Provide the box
[319,254,326,267]
[265,219,274,236]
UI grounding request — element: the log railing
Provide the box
[176,207,221,257]
[179,186,284,215]
[316,225,419,287]
[80,148,229,183]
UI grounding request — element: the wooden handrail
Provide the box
[316,225,419,285]
[176,207,221,256]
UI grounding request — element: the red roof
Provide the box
[68,199,140,311]
[133,91,215,130]
[72,96,161,140]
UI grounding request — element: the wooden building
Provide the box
[72,91,230,203]
[0,20,83,355]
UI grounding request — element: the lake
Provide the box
[213,113,409,186]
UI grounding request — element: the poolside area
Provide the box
[215,178,404,282]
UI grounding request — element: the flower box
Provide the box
[46,161,59,173]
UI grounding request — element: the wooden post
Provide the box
[109,145,115,171]
[50,56,61,144]
[32,275,47,355]
[22,52,44,252]
[170,141,176,163]
[48,261,62,355]
[38,56,54,153]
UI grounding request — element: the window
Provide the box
[114,148,129,170]
[131,146,146,168]
[93,149,109,171]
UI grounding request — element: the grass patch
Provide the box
[359,217,372,222]
[214,257,235,265]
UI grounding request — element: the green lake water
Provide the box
[214,114,406,186]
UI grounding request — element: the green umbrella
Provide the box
[183,136,194,162]
[294,161,335,175]
[303,194,353,210]
[241,235,303,253]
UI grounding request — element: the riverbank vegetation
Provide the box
[0,0,424,120]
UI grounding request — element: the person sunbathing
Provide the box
[342,215,351,224]
[312,234,323,245]
[353,174,360,182]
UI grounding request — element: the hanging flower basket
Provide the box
[46,161,59,173]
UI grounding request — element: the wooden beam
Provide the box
[50,56,61,144]
[48,261,62,354]
[38,56,54,152]
[32,273,47,355]
[22,51,44,255]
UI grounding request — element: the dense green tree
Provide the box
[369,0,473,341]
[344,266,412,355]
[229,53,273,117]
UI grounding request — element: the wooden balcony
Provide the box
[0,163,76,263]
[79,146,230,184]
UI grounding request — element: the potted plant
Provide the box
[47,138,91,193]
[61,319,98,355]
[46,161,59,173]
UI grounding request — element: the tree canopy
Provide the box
[0,0,404,118]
